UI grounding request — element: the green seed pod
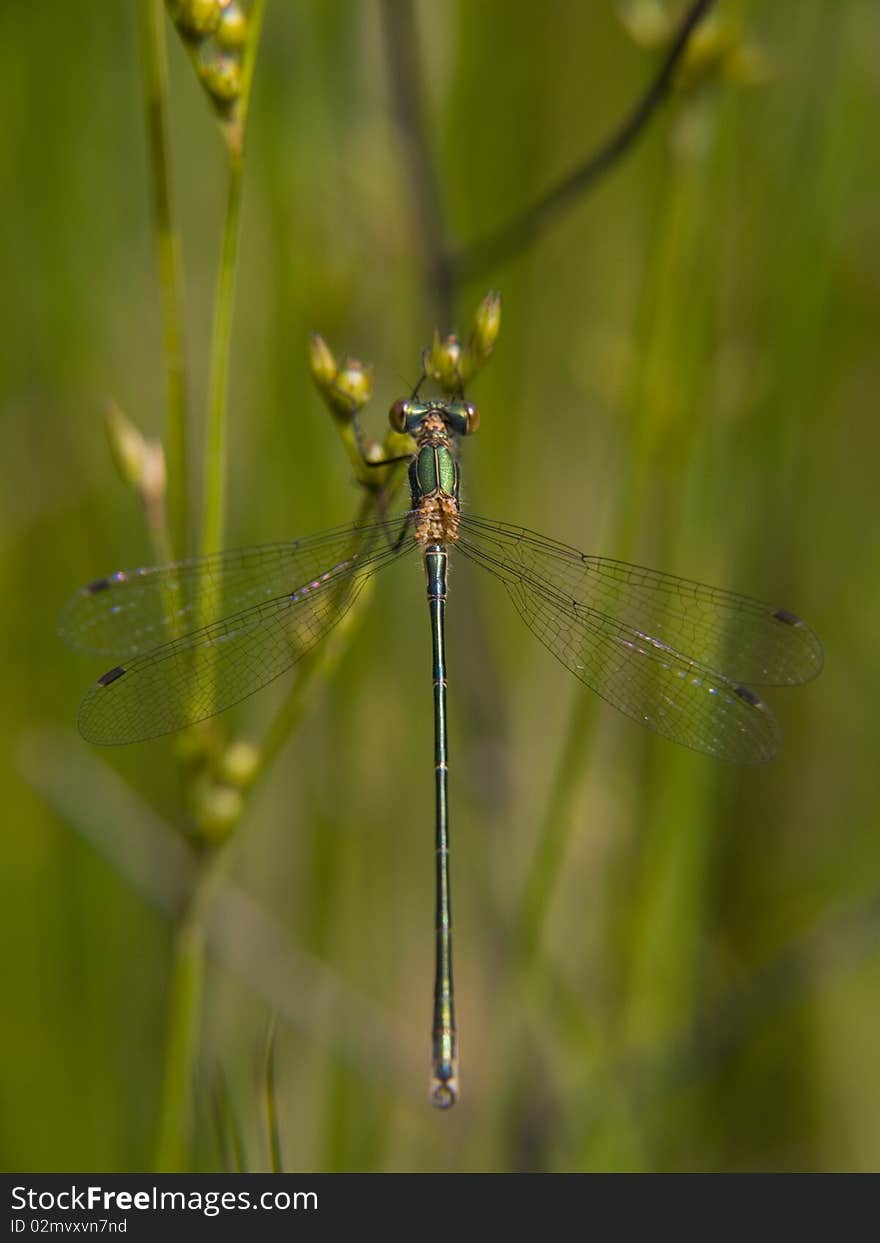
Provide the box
[335,359,374,412]
[218,740,261,790]
[103,401,146,489]
[194,782,244,842]
[309,336,373,423]
[308,332,338,390]
[471,290,502,362]
[425,331,463,396]
[680,19,742,91]
[215,0,248,50]
[167,0,223,40]
[617,0,671,48]
[197,46,243,104]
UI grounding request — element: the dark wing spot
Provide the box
[97,665,126,687]
[733,684,763,708]
[86,577,111,594]
[772,607,802,626]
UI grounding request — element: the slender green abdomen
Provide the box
[425,544,457,1107]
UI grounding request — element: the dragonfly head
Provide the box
[389,398,480,438]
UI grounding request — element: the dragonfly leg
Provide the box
[390,512,414,552]
[361,453,414,468]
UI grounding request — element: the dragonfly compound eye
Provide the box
[389,398,409,432]
[463,402,480,433]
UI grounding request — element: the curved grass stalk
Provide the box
[138,0,190,559]
[200,0,266,557]
[263,1019,283,1173]
[17,729,412,1082]
[452,0,716,280]
[380,0,454,327]
[211,1067,248,1172]
[151,0,267,1169]
[154,847,226,1171]
[199,160,244,558]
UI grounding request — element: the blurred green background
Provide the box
[2,0,878,1172]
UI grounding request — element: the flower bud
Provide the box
[104,402,146,490]
[470,290,502,363]
[617,0,671,48]
[167,0,222,41]
[193,782,244,842]
[309,337,373,423]
[681,19,741,89]
[335,359,374,411]
[215,0,248,50]
[218,740,261,790]
[308,333,338,389]
[425,331,463,396]
[197,46,243,104]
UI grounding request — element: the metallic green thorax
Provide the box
[414,441,459,504]
[395,400,475,514]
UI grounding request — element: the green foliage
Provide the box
[2,0,878,1172]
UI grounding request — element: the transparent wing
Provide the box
[457,516,823,763]
[63,514,416,745]
[60,514,414,658]
[457,516,822,686]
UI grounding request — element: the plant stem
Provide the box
[200,0,266,556]
[263,1020,283,1173]
[255,488,392,779]
[452,0,716,279]
[380,0,454,327]
[138,0,190,558]
[154,1,268,1169]
[200,154,244,557]
[153,846,224,1171]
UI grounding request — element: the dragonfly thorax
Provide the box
[411,426,461,546]
[388,399,477,547]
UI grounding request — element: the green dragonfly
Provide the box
[60,393,823,1108]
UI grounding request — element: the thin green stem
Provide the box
[212,1068,248,1172]
[452,0,716,280]
[152,2,267,1170]
[263,1020,283,1173]
[200,155,244,557]
[379,0,455,327]
[200,0,266,556]
[154,905,203,1170]
[138,0,190,558]
[135,1,203,1169]
[254,489,397,779]
[227,0,266,159]
[153,845,224,1171]
[144,463,175,570]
